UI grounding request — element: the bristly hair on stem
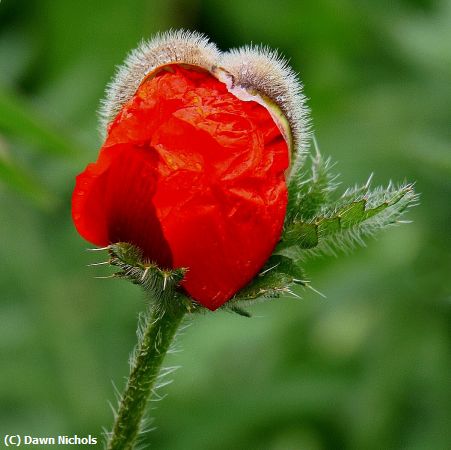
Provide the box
[93,243,197,450]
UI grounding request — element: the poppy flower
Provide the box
[72,31,309,310]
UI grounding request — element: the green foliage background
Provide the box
[0,1,449,448]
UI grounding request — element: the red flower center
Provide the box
[72,64,289,310]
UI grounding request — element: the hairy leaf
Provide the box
[279,182,418,259]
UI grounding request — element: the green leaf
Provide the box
[278,182,418,259]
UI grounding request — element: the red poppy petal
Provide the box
[73,64,289,310]
[72,144,173,268]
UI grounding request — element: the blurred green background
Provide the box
[1,0,450,449]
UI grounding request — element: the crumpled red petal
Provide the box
[72,65,289,310]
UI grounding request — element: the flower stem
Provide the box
[106,303,186,450]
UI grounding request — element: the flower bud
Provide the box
[73,30,310,310]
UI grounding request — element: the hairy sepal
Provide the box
[107,242,198,314]
[222,254,307,316]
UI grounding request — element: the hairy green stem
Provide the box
[106,304,186,450]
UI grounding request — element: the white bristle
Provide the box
[220,46,311,164]
[99,29,220,135]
